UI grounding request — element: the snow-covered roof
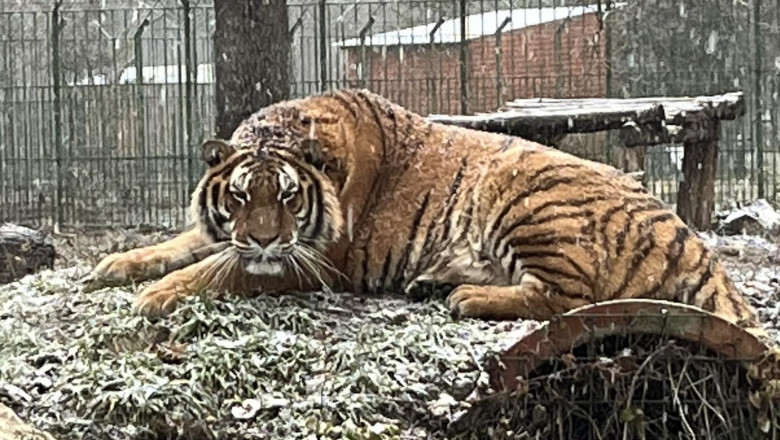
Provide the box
[118,64,215,84]
[64,64,215,86]
[334,4,624,48]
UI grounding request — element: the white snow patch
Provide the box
[333,4,627,48]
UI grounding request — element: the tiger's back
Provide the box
[316,90,760,330]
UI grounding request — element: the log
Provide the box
[427,103,666,145]
[620,123,680,147]
[0,223,56,284]
[452,299,780,436]
[620,105,733,147]
[428,92,744,148]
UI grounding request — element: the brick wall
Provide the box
[341,43,462,115]
[341,12,606,116]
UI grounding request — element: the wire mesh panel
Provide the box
[607,0,780,209]
[0,0,778,229]
[0,4,216,229]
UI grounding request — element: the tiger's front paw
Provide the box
[91,250,152,282]
[132,278,185,317]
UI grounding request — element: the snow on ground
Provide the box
[0,228,777,439]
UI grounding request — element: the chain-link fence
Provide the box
[1,0,778,229]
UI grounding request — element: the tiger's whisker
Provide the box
[295,243,349,283]
[285,254,311,289]
[291,247,332,291]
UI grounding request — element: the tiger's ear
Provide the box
[200,139,236,167]
[299,120,323,166]
[300,138,323,166]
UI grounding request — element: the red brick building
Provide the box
[335,5,609,115]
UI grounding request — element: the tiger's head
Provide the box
[191,136,344,277]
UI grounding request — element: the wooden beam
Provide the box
[506,92,744,146]
[429,92,744,146]
[619,122,678,147]
[620,117,721,147]
[427,103,666,145]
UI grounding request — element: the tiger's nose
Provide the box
[248,233,279,248]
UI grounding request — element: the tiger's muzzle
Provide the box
[231,232,298,275]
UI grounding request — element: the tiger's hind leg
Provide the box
[446,272,590,321]
[87,227,224,289]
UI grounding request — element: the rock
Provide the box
[717,199,780,236]
[0,403,56,440]
[0,223,56,284]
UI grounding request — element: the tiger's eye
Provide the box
[225,196,239,213]
[284,191,302,211]
[231,190,248,204]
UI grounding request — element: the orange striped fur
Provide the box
[90,89,762,334]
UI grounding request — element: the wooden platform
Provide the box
[427,92,745,231]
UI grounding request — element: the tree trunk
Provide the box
[0,223,56,284]
[213,0,290,139]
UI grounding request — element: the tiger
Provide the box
[87,88,764,336]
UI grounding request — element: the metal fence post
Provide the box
[288,17,303,90]
[494,16,511,109]
[51,0,63,230]
[133,19,150,222]
[553,20,568,99]
[181,0,195,193]
[603,1,613,99]
[458,0,468,114]
[318,0,328,92]
[602,0,614,165]
[753,0,764,199]
[357,16,374,88]
[428,17,445,114]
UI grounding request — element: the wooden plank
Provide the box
[503,91,745,122]
[620,122,678,147]
[429,92,743,145]
[505,91,743,106]
[504,92,745,133]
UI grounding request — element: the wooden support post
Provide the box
[676,119,720,231]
